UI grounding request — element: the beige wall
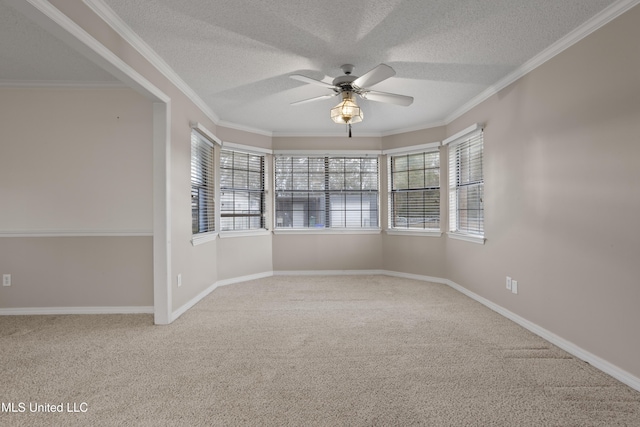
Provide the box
[381,234,446,278]
[382,126,446,150]
[0,88,154,308]
[49,3,276,312]
[44,0,221,312]
[166,95,218,310]
[217,235,273,280]
[380,126,447,277]
[271,135,383,272]
[444,6,640,377]
[273,135,381,151]
[0,237,152,307]
[273,233,383,271]
[272,132,447,274]
[0,88,152,232]
[217,125,272,151]
[5,0,638,383]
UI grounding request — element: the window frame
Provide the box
[385,142,442,237]
[190,123,221,246]
[273,151,381,233]
[219,142,270,237]
[444,123,485,244]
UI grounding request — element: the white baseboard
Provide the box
[442,278,640,393]
[381,270,448,285]
[170,271,273,322]
[4,268,637,393]
[380,270,640,393]
[170,282,219,322]
[0,306,153,315]
[215,271,274,287]
[171,270,382,321]
[273,269,386,276]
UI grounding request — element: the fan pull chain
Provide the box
[348,123,352,138]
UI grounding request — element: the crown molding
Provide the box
[216,119,273,137]
[444,0,640,125]
[272,129,383,138]
[83,0,220,122]
[5,0,169,103]
[84,0,640,139]
[84,0,283,137]
[380,120,447,137]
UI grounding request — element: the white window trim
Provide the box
[190,122,222,146]
[447,232,486,245]
[385,142,442,235]
[274,149,381,156]
[189,122,222,241]
[386,229,442,237]
[220,145,268,233]
[273,152,381,231]
[382,141,440,155]
[222,141,272,155]
[273,228,381,235]
[442,123,482,146]
[191,231,218,246]
[445,123,485,244]
[219,229,271,238]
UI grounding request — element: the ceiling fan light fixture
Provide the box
[330,91,363,125]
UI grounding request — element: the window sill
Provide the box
[219,229,271,239]
[386,229,442,237]
[191,231,218,246]
[273,228,381,235]
[447,232,486,245]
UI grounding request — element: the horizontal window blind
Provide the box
[274,155,379,229]
[220,149,266,231]
[448,131,484,236]
[388,150,440,230]
[191,131,215,234]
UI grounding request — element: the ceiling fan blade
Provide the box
[360,90,414,106]
[290,74,335,89]
[353,64,396,89]
[290,93,337,106]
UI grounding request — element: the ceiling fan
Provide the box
[290,64,413,137]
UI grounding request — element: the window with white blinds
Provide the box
[388,150,440,231]
[220,148,266,231]
[191,131,216,234]
[448,129,484,237]
[274,155,379,229]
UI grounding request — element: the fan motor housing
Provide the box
[332,75,358,92]
[332,75,356,86]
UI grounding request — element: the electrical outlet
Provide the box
[512,280,518,294]
[177,274,182,287]
[3,274,11,287]
[506,276,512,291]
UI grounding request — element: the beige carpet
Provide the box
[1,275,639,426]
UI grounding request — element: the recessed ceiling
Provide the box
[2,0,624,136]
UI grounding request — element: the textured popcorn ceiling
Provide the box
[0,0,118,84]
[1,0,623,135]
